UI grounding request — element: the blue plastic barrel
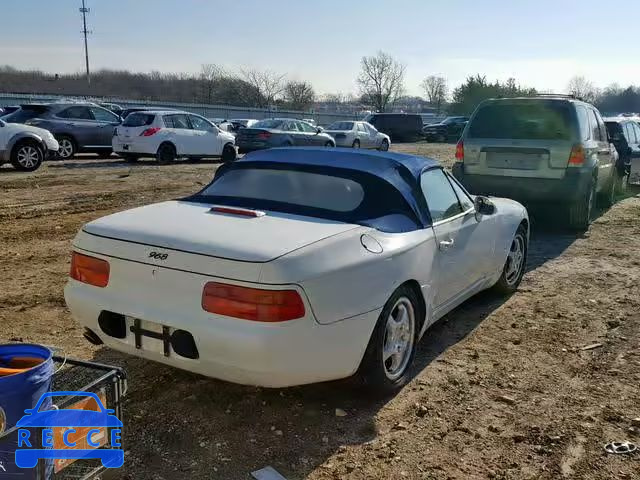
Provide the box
[0,343,54,479]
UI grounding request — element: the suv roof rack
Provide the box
[532,93,582,100]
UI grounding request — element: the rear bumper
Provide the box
[112,137,156,155]
[452,162,592,203]
[64,280,378,388]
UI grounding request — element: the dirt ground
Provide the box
[1,143,639,480]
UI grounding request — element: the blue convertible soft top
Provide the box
[190,148,441,232]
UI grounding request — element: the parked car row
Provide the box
[452,95,633,230]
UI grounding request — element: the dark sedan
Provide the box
[423,116,469,143]
[235,118,336,153]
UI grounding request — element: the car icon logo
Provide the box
[15,391,124,469]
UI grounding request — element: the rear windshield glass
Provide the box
[188,164,420,232]
[4,106,48,123]
[468,103,575,140]
[252,119,284,129]
[327,122,354,130]
[201,169,364,212]
[123,113,155,127]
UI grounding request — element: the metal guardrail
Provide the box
[0,92,363,126]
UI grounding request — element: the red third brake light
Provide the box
[455,140,464,161]
[257,131,272,140]
[568,144,585,166]
[202,282,305,322]
[140,127,161,137]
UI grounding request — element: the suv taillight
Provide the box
[140,127,161,137]
[455,140,464,161]
[202,282,305,322]
[568,144,585,167]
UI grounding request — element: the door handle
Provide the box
[439,238,455,251]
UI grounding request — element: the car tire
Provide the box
[156,143,176,165]
[221,143,237,163]
[492,224,528,295]
[356,285,422,395]
[56,135,76,160]
[568,177,595,231]
[378,139,390,151]
[10,140,44,172]
[352,139,360,149]
[324,141,335,147]
[122,154,139,163]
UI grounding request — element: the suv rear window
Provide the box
[3,105,49,123]
[123,113,155,127]
[468,102,575,140]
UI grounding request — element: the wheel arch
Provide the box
[157,140,177,153]
[7,132,46,159]
[399,279,427,334]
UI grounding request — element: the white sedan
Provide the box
[65,148,528,392]
[324,121,390,150]
[113,110,237,164]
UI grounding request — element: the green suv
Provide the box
[452,96,622,230]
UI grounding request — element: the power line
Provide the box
[79,0,92,85]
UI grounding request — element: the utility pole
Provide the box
[79,0,91,85]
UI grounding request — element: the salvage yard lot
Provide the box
[1,143,639,479]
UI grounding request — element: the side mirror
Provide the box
[474,196,496,216]
[316,127,323,134]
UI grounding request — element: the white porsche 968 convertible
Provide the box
[65,148,529,392]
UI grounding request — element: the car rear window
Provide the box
[327,122,354,130]
[123,113,155,127]
[4,106,49,123]
[252,119,284,129]
[189,163,421,232]
[201,169,364,213]
[468,102,575,140]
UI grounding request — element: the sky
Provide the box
[3,0,640,97]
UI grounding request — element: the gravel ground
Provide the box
[1,143,639,479]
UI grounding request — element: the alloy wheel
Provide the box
[505,233,526,285]
[382,297,415,380]
[16,145,40,169]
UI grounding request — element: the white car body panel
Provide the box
[112,111,235,157]
[65,169,528,388]
[0,122,59,152]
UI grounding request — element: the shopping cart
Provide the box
[0,355,127,480]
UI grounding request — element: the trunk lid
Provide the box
[81,200,358,264]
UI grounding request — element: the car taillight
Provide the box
[140,127,161,137]
[257,132,271,140]
[70,252,110,288]
[455,140,464,161]
[568,144,585,166]
[202,282,305,322]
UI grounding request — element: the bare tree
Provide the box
[357,51,405,112]
[567,76,599,103]
[200,63,224,104]
[284,80,315,111]
[420,75,448,113]
[241,69,286,108]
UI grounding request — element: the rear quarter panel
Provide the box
[260,228,438,326]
